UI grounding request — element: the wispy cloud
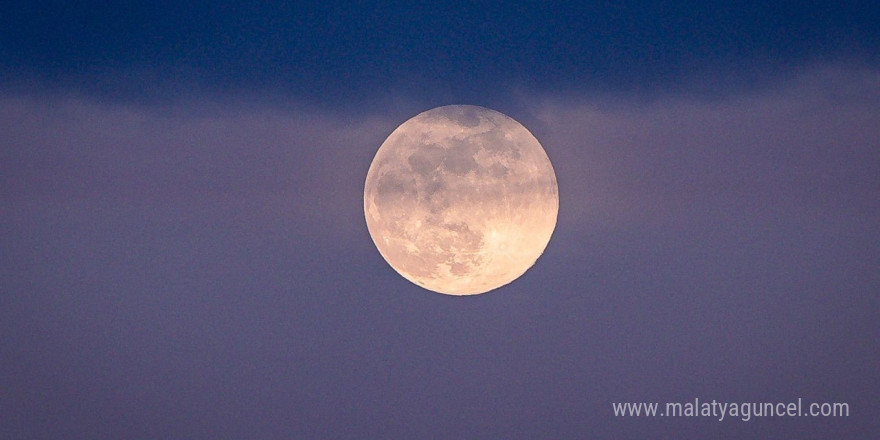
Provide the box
[3,64,878,240]
[2,63,878,440]
[531,64,880,232]
[1,95,400,240]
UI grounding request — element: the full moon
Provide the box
[364,105,559,295]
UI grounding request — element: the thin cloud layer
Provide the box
[532,65,880,232]
[2,64,878,240]
[1,96,397,237]
[1,63,878,439]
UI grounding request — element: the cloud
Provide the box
[1,63,878,440]
[529,64,880,232]
[2,63,878,242]
[0,94,400,242]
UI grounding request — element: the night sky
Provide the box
[2,1,879,439]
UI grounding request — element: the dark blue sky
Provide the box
[3,1,878,101]
[2,2,879,439]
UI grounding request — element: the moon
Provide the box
[364,105,558,296]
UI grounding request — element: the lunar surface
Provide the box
[364,105,558,295]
